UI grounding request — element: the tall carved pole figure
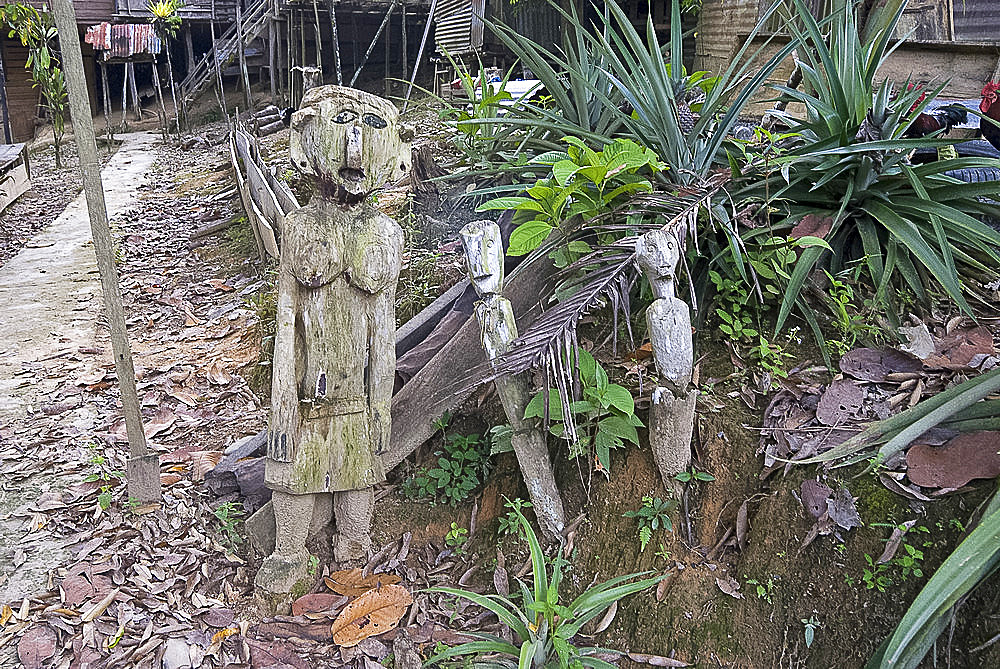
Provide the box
[255,86,409,598]
[636,228,698,487]
[461,221,566,541]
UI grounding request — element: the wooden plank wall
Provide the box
[26,0,116,25]
[2,41,39,143]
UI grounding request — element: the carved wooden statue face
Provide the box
[290,86,410,203]
[636,229,680,298]
[460,220,504,296]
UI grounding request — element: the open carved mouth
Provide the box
[338,167,365,183]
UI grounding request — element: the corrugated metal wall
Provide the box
[434,0,485,56]
[954,0,1000,43]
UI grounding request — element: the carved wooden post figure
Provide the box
[460,221,566,541]
[636,228,698,486]
[255,86,408,598]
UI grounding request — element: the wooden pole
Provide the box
[400,0,407,81]
[384,4,391,96]
[184,24,196,72]
[350,0,396,88]
[0,44,12,143]
[268,16,278,100]
[278,15,288,103]
[127,61,141,121]
[209,17,229,127]
[403,0,437,111]
[151,56,169,142]
[311,0,323,76]
[99,60,113,147]
[51,0,162,504]
[237,2,253,113]
[298,8,306,100]
[288,10,296,107]
[120,63,129,132]
[327,0,342,86]
[163,40,182,142]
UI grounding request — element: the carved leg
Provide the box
[332,488,374,563]
[649,387,698,488]
[255,490,315,595]
[496,375,566,542]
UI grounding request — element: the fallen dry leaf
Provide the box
[160,473,183,486]
[331,584,412,647]
[17,625,57,669]
[190,450,223,481]
[324,568,401,597]
[715,575,744,599]
[143,406,177,439]
[815,379,864,426]
[907,432,1000,489]
[206,361,232,385]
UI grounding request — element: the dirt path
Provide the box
[0,132,158,421]
[0,133,159,607]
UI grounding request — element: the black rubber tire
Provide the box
[943,167,1000,183]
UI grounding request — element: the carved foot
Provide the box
[254,550,313,600]
[332,533,371,563]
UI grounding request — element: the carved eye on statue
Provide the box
[363,113,387,129]
[333,110,357,124]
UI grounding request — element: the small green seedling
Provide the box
[497,498,533,537]
[445,522,469,553]
[624,496,677,552]
[802,615,820,648]
[674,466,715,483]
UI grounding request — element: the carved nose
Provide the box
[345,125,363,170]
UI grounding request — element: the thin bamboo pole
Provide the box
[327,0,342,85]
[151,56,169,142]
[51,0,161,504]
[312,0,323,76]
[99,60,114,147]
[350,0,396,88]
[237,2,253,112]
[0,43,12,143]
[403,0,437,111]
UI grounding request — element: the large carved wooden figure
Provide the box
[636,229,698,487]
[256,86,408,596]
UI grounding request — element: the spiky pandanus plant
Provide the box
[147,0,183,139]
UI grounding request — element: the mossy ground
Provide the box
[384,358,1000,668]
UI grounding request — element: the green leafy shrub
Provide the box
[479,136,663,258]
[427,507,663,669]
[524,348,642,472]
[402,430,490,506]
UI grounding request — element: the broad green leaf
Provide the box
[477,196,540,212]
[508,221,555,256]
[603,385,634,415]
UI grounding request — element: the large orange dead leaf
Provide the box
[324,568,400,597]
[330,583,412,647]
